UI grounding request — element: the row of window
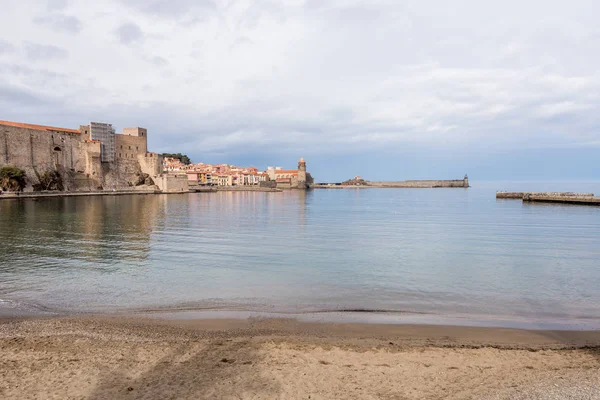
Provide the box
[119,145,139,150]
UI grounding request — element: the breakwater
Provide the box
[496,192,594,199]
[496,191,600,206]
[313,178,469,189]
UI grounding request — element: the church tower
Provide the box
[298,157,307,188]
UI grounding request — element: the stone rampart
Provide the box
[155,174,189,193]
[0,124,103,191]
[0,122,162,192]
[138,153,163,177]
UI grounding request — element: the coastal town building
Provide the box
[0,119,185,193]
[163,157,185,172]
[182,159,306,189]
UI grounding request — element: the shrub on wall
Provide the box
[37,170,64,191]
[0,166,27,192]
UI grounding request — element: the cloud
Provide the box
[0,82,54,106]
[115,22,144,45]
[0,40,16,54]
[0,0,599,180]
[118,0,216,19]
[46,0,68,11]
[145,55,168,67]
[23,42,68,60]
[34,14,82,34]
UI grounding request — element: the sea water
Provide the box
[1,182,599,329]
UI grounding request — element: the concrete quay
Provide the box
[496,192,594,199]
[496,192,600,206]
[523,194,600,206]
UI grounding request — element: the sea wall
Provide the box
[155,174,189,193]
[497,192,595,199]
[314,179,469,189]
[523,194,600,206]
[372,180,468,188]
[138,153,163,177]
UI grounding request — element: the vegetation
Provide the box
[341,176,368,186]
[37,170,64,191]
[161,153,191,165]
[306,173,314,185]
[0,166,27,192]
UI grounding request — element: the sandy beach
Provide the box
[1,316,599,399]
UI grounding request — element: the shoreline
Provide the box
[3,298,600,331]
[0,186,284,200]
[3,314,599,350]
[1,315,599,399]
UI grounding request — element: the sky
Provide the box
[0,0,599,181]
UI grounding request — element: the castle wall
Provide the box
[138,152,163,177]
[0,123,158,192]
[0,125,93,190]
[155,174,189,193]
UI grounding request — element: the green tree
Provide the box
[38,170,64,191]
[305,172,314,185]
[161,153,192,165]
[0,166,27,192]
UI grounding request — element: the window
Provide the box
[119,153,121,157]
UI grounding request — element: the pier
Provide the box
[496,192,600,206]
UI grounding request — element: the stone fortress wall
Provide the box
[0,120,171,192]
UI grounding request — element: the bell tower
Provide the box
[298,157,307,188]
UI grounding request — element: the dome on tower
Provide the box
[299,157,305,162]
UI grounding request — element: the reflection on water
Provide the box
[1,183,600,329]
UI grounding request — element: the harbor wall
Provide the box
[155,174,189,193]
[370,179,468,188]
[497,192,595,199]
[313,178,469,189]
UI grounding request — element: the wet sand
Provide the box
[1,316,599,399]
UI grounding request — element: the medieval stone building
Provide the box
[0,119,167,192]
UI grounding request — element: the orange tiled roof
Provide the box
[275,170,298,175]
[0,120,80,134]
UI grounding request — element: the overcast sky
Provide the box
[1,0,599,181]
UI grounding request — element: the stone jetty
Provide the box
[496,192,600,206]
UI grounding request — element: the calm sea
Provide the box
[1,182,600,329]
